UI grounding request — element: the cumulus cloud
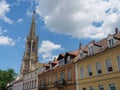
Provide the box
[39,40,62,62]
[0,27,15,46]
[0,0,13,24]
[36,0,120,39]
[0,36,15,46]
[17,18,23,23]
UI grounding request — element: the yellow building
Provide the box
[75,28,120,90]
[38,50,79,90]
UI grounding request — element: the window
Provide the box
[88,46,94,55]
[68,69,71,80]
[87,65,92,76]
[48,76,50,84]
[80,52,83,58]
[60,72,64,80]
[98,85,104,90]
[105,60,113,72]
[117,56,120,70]
[59,59,65,66]
[109,84,116,90]
[89,86,94,90]
[109,39,114,47]
[67,56,71,63]
[96,62,102,75]
[82,88,86,90]
[80,67,84,78]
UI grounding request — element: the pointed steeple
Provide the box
[29,11,36,38]
[20,11,39,75]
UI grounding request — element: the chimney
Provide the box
[115,28,119,34]
[79,43,82,50]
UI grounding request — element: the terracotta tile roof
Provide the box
[77,28,120,62]
[66,49,79,56]
[43,64,50,67]
[57,54,65,60]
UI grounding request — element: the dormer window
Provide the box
[67,56,71,63]
[109,39,114,47]
[59,59,65,66]
[107,35,116,47]
[88,46,94,55]
[80,52,83,58]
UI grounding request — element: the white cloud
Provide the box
[39,40,62,62]
[36,0,120,39]
[0,36,15,46]
[0,0,13,24]
[17,18,23,23]
[0,26,15,46]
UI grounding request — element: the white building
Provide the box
[12,76,23,90]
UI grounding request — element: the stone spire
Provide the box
[29,11,36,38]
[20,11,39,75]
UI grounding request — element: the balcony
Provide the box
[54,79,66,88]
[38,84,47,90]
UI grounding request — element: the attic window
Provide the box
[88,46,94,55]
[108,39,114,47]
[80,52,83,59]
[67,56,71,63]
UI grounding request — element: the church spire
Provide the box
[29,11,36,38]
[20,11,39,75]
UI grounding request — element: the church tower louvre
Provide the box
[20,11,39,75]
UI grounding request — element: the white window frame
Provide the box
[109,39,114,47]
[117,56,120,71]
[96,62,102,75]
[68,69,71,80]
[60,72,64,80]
[109,84,116,90]
[89,86,94,90]
[88,46,94,55]
[67,56,71,63]
[105,59,113,72]
[87,65,92,76]
[80,67,84,79]
[98,85,104,90]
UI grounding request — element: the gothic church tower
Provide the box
[20,11,39,74]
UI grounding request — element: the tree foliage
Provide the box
[0,69,17,90]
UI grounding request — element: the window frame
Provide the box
[109,84,116,90]
[105,59,113,73]
[96,62,102,75]
[89,86,94,90]
[80,67,84,79]
[87,65,92,76]
[67,69,71,80]
[117,56,120,71]
[98,85,104,90]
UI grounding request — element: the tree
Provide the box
[0,69,17,90]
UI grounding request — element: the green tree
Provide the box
[0,69,17,90]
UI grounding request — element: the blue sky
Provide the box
[0,0,120,74]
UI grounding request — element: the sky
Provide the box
[0,0,120,74]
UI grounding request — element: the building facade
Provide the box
[12,76,23,90]
[38,50,79,90]
[75,28,120,90]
